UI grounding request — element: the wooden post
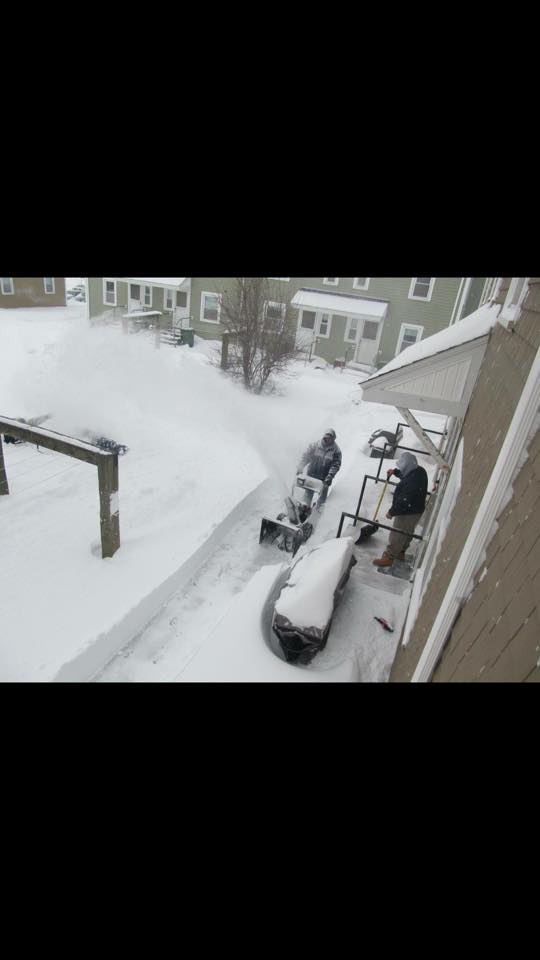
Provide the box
[0,434,9,496]
[98,454,120,558]
[221,331,229,369]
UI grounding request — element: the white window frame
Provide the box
[103,278,117,307]
[353,278,370,291]
[344,315,361,343]
[143,285,152,308]
[43,277,55,295]
[1,277,14,295]
[318,312,332,339]
[264,300,286,324]
[408,278,436,302]
[164,288,175,311]
[396,323,424,355]
[200,291,222,324]
[323,278,339,286]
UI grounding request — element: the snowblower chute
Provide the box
[272,537,357,665]
[259,474,325,557]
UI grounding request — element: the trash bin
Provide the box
[181,328,195,348]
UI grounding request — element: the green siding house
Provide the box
[87,277,484,369]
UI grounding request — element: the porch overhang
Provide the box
[360,303,500,418]
[124,278,187,290]
[291,288,389,319]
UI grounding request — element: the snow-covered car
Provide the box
[67,285,85,300]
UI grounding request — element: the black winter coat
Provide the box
[389,466,428,517]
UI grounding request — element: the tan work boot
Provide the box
[373,552,394,568]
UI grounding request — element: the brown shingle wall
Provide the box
[390,281,540,682]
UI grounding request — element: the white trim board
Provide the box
[411,342,540,682]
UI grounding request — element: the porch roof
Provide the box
[360,302,500,417]
[291,288,389,318]
[124,277,186,289]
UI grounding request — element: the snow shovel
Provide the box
[355,479,389,543]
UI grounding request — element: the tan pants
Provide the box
[387,513,423,559]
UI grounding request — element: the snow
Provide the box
[1,298,444,682]
[275,537,354,629]
[364,302,500,381]
[175,563,359,682]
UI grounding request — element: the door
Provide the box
[129,283,142,313]
[355,319,381,365]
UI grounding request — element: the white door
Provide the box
[355,319,382,365]
[129,283,142,313]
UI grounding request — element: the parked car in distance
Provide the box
[67,284,86,301]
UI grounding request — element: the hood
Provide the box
[396,452,418,477]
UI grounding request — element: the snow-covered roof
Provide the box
[360,303,500,418]
[292,288,389,318]
[124,278,187,289]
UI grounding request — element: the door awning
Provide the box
[360,302,500,417]
[291,288,389,318]
[124,278,187,290]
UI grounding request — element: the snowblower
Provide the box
[260,473,325,557]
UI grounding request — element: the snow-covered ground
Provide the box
[1,299,443,682]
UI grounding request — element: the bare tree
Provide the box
[218,278,300,393]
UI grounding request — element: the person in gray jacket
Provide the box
[297,428,342,506]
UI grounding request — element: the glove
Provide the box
[386,468,394,479]
[324,476,332,486]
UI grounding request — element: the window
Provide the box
[177,291,187,308]
[144,285,152,308]
[323,278,339,285]
[165,288,175,311]
[1,277,14,295]
[396,323,424,354]
[408,278,435,301]
[300,310,316,331]
[299,310,333,338]
[353,278,370,290]
[201,292,221,324]
[103,278,117,306]
[44,277,55,295]
[319,313,330,337]
[265,300,286,327]
[362,320,379,340]
[345,317,360,343]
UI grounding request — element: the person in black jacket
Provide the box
[373,452,428,567]
[297,428,342,506]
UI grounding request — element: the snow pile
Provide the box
[275,537,355,629]
[2,298,446,682]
